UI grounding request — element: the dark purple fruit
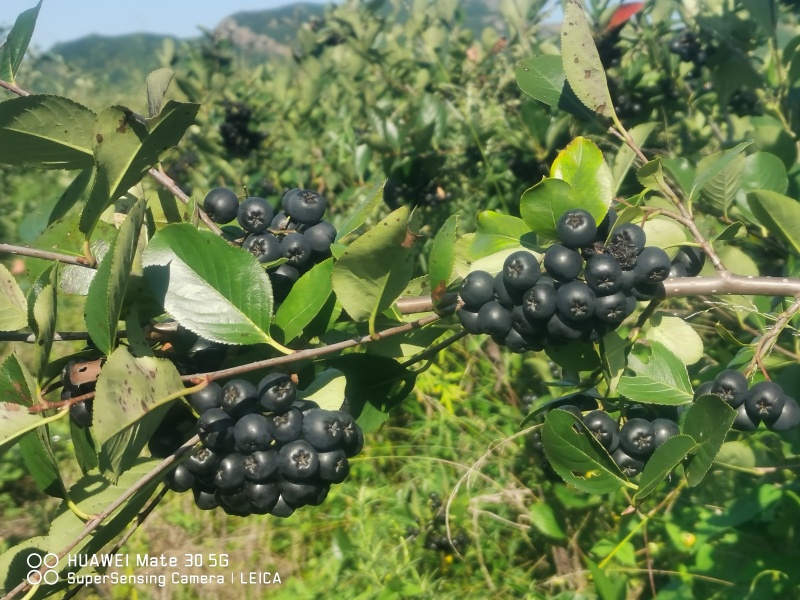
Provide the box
[318,449,350,483]
[220,379,258,418]
[185,447,221,479]
[242,233,282,263]
[237,197,274,234]
[493,272,523,308]
[193,487,220,510]
[234,413,272,453]
[278,440,320,481]
[582,410,620,451]
[711,369,748,408]
[557,209,598,248]
[214,452,247,491]
[460,271,494,309]
[651,418,680,448]
[303,221,337,254]
[767,396,800,431]
[188,382,222,414]
[673,246,705,277]
[612,447,645,477]
[522,284,557,321]
[302,409,345,451]
[556,281,596,321]
[164,463,195,492]
[203,187,239,224]
[732,402,759,431]
[477,301,512,337]
[244,450,280,482]
[584,254,622,296]
[502,251,540,291]
[281,232,313,267]
[744,381,786,423]
[594,292,630,324]
[244,480,280,514]
[458,308,481,334]
[270,496,295,517]
[635,247,672,283]
[284,189,327,224]
[197,408,235,451]
[543,244,583,282]
[269,407,303,444]
[258,372,296,413]
[619,418,655,457]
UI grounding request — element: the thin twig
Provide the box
[0,243,92,268]
[147,167,223,236]
[4,436,199,600]
[0,79,30,96]
[179,309,451,383]
[745,295,800,378]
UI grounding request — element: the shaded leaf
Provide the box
[275,258,334,342]
[19,429,63,498]
[29,264,57,382]
[701,153,744,212]
[633,435,697,501]
[0,95,95,169]
[84,198,147,355]
[0,354,36,405]
[0,402,44,453]
[613,122,655,194]
[529,502,566,539]
[683,395,737,486]
[143,224,276,346]
[546,341,601,371]
[542,410,633,494]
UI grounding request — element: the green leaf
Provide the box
[645,312,703,365]
[641,218,688,257]
[700,153,744,212]
[93,346,184,481]
[662,158,695,197]
[0,1,42,83]
[331,206,415,334]
[550,136,613,215]
[560,0,617,121]
[0,354,36,405]
[0,263,27,331]
[520,177,577,239]
[275,258,334,342]
[740,0,777,33]
[747,189,800,254]
[335,181,384,241]
[529,502,566,540]
[683,395,737,487]
[143,224,277,346]
[601,330,628,395]
[146,68,175,117]
[689,141,752,203]
[428,215,458,299]
[514,55,595,120]
[637,158,668,191]
[84,198,147,355]
[29,264,57,382]
[738,152,788,199]
[613,123,656,194]
[541,410,633,494]
[616,342,693,405]
[70,417,97,475]
[546,341,601,371]
[712,222,747,242]
[330,354,416,433]
[633,435,698,501]
[19,429,63,498]
[587,559,627,600]
[0,402,44,453]
[302,369,346,411]
[80,100,200,235]
[0,95,95,169]
[470,211,536,258]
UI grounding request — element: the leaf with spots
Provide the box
[428,215,458,305]
[93,346,184,481]
[561,0,619,125]
[80,100,200,236]
[0,263,27,332]
[0,354,36,406]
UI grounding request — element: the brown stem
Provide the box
[0,79,30,96]
[4,435,198,599]
[180,310,450,383]
[745,295,800,379]
[0,243,92,268]
[148,167,223,236]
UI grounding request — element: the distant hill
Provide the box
[45,1,515,81]
[50,33,177,83]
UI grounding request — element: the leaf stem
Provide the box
[0,243,93,268]
[744,295,800,379]
[0,78,30,96]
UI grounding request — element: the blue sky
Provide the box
[2,0,328,49]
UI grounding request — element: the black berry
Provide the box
[582,410,620,451]
[477,301,512,337]
[584,254,622,296]
[744,381,785,423]
[522,284,557,321]
[234,413,272,453]
[284,189,327,224]
[460,271,494,309]
[672,246,705,277]
[619,418,655,457]
[269,408,303,444]
[244,449,280,482]
[281,232,313,267]
[303,221,337,254]
[237,197,274,234]
[711,369,748,408]
[214,452,247,491]
[188,382,222,414]
[502,251,540,291]
[318,449,350,483]
[767,396,800,431]
[278,440,320,481]
[556,281,596,321]
[220,379,258,418]
[557,209,598,248]
[635,247,672,283]
[543,244,583,282]
[243,233,282,264]
[203,187,239,224]
[612,447,645,477]
[651,418,680,448]
[258,372,297,413]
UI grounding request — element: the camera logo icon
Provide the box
[26,553,59,586]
